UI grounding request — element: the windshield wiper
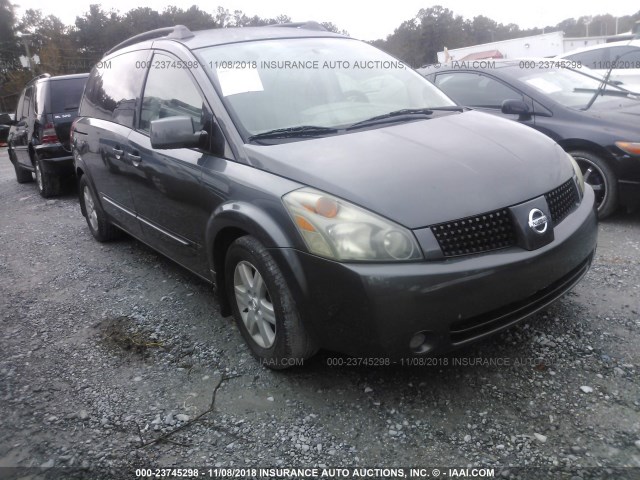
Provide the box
[248,125,338,141]
[347,108,433,129]
[347,107,463,130]
[573,88,634,98]
[583,41,635,110]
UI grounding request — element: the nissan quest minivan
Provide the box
[71,23,597,368]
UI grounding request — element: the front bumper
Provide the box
[269,187,598,358]
[613,150,640,209]
[619,180,640,210]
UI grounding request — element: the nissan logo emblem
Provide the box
[528,208,548,234]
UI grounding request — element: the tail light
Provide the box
[41,122,59,144]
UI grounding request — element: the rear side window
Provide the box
[607,46,640,69]
[435,72,522,108]
[22,86,33,119]
[49,77,87,114]
[80,50,147,128]
[565,49,608,69]
[566,46,640,69]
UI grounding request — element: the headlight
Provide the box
[615,141,640,156]
[568,153,584,197]
[283,188,423,262]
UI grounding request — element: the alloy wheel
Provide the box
[574,156,607,210]
[35,162,43,192]
[83,186,99,231]
[233,260,276,348]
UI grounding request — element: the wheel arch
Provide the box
[562,141,619,218]
[558,139,616,167]
[206,201,300,316]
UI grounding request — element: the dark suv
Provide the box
[5,73,89,197]
[72,24,597,368]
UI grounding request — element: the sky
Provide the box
[11,0,637,41]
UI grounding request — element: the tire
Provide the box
[569,150,618,219]
[34,155,61,198]
[78,175,120,242]
[225,236,317,369]
[10,151,33,184]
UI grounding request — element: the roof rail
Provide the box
[27,73,51,84]
[104,25,194,56]
[271,21,327,32]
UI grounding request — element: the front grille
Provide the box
[431,180,580,258]
[431,208,517,257]
[545,179,579,225]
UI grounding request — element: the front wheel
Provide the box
[78,175,120,242]
[570,150,618,219]
[225,236,317,369]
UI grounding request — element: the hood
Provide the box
[582,99,640,136]
[244,111,573,228]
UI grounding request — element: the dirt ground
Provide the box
[0,148,638,480]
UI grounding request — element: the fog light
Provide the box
[409,331,434,355]
[409,333,426,350]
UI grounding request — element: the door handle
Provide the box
[112,147,123,159]
[126,151,141,166]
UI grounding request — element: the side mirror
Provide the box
[150,116,206,149]
[501,99,530,116]
[0,113,15,125]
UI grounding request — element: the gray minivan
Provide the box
[71,23,597,368]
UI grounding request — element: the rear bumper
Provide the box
[34,144,74,176]
[269,187,598,358]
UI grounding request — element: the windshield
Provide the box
[518,67,637,110]
[196,38,455,138]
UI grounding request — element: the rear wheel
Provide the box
[570,150,618,219]
[78,175,120,242]
[34,155,61,198]
[225,236,317,369]
[10,150,33,184]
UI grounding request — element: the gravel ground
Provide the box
[0,148,639,480]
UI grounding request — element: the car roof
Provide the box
[180,25,346,50]
[559,39,640,57]
[28,73,89,87]
[47,73,90,81]
[105,23,347,56]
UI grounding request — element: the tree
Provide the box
[321,22,349,35]
[372,5,639,67]
[161,5,216,31]
[123,7,167,33]
[467,15,499,44]
[0,0,20,75]
[73,4,115,61]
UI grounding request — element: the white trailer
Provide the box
[437,31,608,64]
